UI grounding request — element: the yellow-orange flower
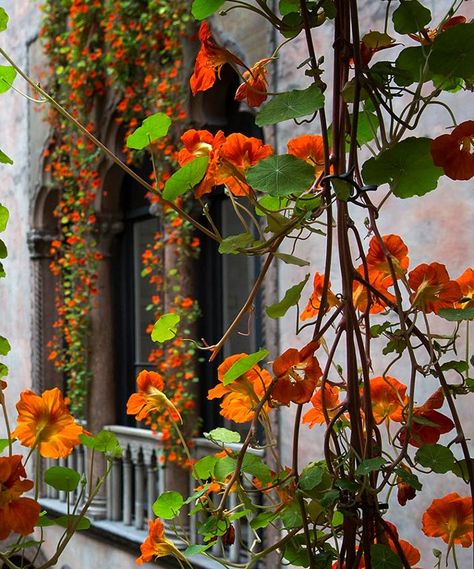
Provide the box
[365,234,409,285]
[136,518,187,565]
[0,455,41,540]
[127,370,181,423]
[235,58,271,107]
[13,388,83,459]
[287,135,325,175]
[303,383,340,427]
[300,273,340,321]
[409,262,461,314]
[454,267,474,308]
[208,354,272,423]
[190,22,244,96]
[367,376,407,425]
[422,492,473,550]
[218,133,273,196]
[272,341,322,405]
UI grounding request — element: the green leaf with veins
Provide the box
[256,84,324,126]
[247,155,315,197]
[362,137,442,198]
[392,0,431,34]
[415,444,455,473]
[0,66,16,94]
[126,112,171,150]
[192,0,226,20]
[163,156,209,201]
[430,22,474,82]
[0,8,8,32]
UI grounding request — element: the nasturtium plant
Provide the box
[362,137,443,198]
[151,313,181,342]
[162,156,209,201]
[266,274,309,318]
[247,155,315,197]
[256,84,325,126]
[0,149,12,164]
[126,112,171,150]
[152,491,184,519]
[0,65,16,93]
[191,0,226,20]
[44,466,81,492]
[392,0,431,34]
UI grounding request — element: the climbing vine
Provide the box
[41,0,195,433]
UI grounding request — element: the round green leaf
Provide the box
[439,307,474,321]
[44,466,81,492]
[151,313,180,342]
[361,137,443,198]
[0,66,17,94]
[126,113,171,150]
[415,444,455,473]
[0,239,7,259]
[152,491,184,519]
[0,336,11,356]
[163,156,209,201]
[371,544,403,569]
[192,0,226,20]
[256,84,324,126]
[392,0,431,34]
[247,155,315,197]
[204,427,241,445]
[0,204,8,232]
[0,8,9,32]
[430,22,474,82]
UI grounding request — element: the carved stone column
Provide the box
[27,229,61,393]
[86,215,123,519]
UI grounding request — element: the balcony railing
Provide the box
[40,425,263,567]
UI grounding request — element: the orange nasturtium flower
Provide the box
[408,262,461,314]
[136,518,187,565]
[409,15,466,45]
[367,376,408,425]
[127,370,181,423]
[235,58,272,107]
[287,135,325,175]
[401,388,454,448]
[431,120,474,181]
[218,132,273,196]
[0,455,41,540]
[12,388,83,459]
[300,272,340,321]
[454,267,474,308]
[208,354,272,423]
[397,465,417,507]
[190,22,244,96]
[177,129,226,198]
[365,234,409,284]
[302,383,340,427]
[272,341,322,405]
[353,266,395,314]
[422,492,473,550]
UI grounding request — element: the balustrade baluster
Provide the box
[112,456,122,521]
[147,451,157,519]
[122,446,133,525]
[134,448,145,530]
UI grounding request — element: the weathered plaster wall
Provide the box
[0,0,41,429]
[273,1,474,567]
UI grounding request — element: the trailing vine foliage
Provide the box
[40,0,193,420]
